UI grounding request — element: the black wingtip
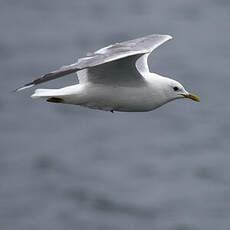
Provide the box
[13,84,35,92]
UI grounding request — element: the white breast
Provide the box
[78,82,165,112]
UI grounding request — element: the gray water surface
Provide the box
[1,0,230,229]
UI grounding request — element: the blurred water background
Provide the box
[1,0,230,229]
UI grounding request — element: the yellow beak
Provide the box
[183,93,200,102]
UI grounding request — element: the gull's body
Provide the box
[16,34,200,112]
[35,73,171,112]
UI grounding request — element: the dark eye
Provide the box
[173,86,179,91]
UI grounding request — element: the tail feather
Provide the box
[31,89,62,99]
[30,85,81,105]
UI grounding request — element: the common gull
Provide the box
[15,34,200,112]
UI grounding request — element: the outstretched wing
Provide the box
[14,64,79,91]
[15,34,172,91]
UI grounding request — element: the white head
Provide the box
[155,77,200,104]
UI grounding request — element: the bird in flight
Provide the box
[15,34,200,112]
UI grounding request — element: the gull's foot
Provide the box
[47,97,64,103]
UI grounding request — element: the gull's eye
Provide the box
[173,86,179,91]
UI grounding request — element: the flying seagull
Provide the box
[15,34,200,112]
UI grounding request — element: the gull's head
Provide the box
[161,78,200,103]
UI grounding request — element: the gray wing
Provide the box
[15,34,172,91]
[78,55,145,86]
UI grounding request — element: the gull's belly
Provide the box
[79,84,163,112]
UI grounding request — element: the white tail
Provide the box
[30,85,82,104]
[31,89,61,99]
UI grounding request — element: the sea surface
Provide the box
[1,0,230,229]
